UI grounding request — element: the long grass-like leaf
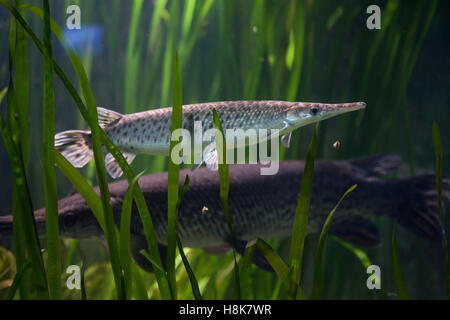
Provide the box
[149,0,168,48]
[131,262,148,300]
[406,0,438,84]
[124,0,143,114]
[254,239,305,300]
[182,0,196,38]
[212,108,241,299]
[6,257,30,300]
[0,99,48,299]
[54,151,105,231]
[333,237,386,299]
[19,2,120,299]
[1,0,440,300]
[432,121,449,298]
[177,235,203,300]
[175,175,203,300]
[42,0,61,299]
[241,243,256,271]
[166,51,183,299]
[10,3,171,299]
[119,171,145,300]
[15,2,124,299]
[288,123,318,297]
[8,11,30,299]
[255,239,289,289]
[0,87,7,104]
[139,250,166,275]
[391,224,410,299]
[311,184,357,299]
[11,0,28,163]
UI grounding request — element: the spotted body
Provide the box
[55,100,366,178]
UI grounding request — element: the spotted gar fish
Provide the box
[54,100,365,178]
[0,155,448,272]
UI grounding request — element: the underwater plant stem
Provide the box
[166,51,183,299]
[9,3,172,299]
[288,124,318,297]
[42,0,61,299]
[213,109,241,300]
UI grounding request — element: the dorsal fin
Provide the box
[97,107,123,128]
[349,154,403,177]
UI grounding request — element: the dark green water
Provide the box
[0,0,449,299]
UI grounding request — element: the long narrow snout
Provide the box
[320,101,366,114]
[286,101,366,129]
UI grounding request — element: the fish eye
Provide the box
[310,106,320,116]
[64,212,77,228]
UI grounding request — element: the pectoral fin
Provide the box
[281,132,292,148]
[203,144,219,171]
[105,152,136,179]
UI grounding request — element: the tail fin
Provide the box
[55,130,93,168]
[395,175,450,243]
[55,107,123,169]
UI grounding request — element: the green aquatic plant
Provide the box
[311,184,358,300]
[212,108,241,299]
[175,176,204,300]
[42,0,61,299]
[254,239,300,299]
[54,151,105,231]
[288,123,317,298]
[1,81,48,300]
[0,0,446,300]
[1,1,171,299]
[167,50,183,299]
[119,171,145,299]
[7,0,34,299]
